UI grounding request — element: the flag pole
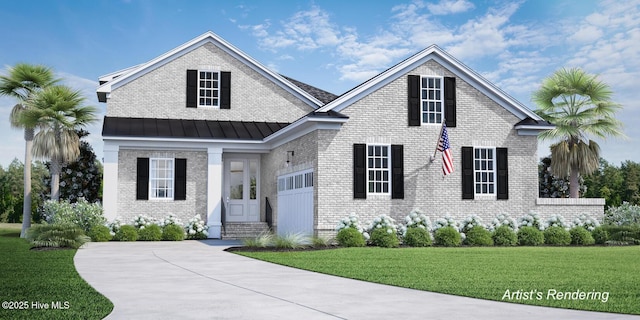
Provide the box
[429,118,446,163]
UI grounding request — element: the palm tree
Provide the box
[0,63,58,237]
[20,85,98,201]
[533,68,624,198]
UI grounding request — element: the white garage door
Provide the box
[277,169,314,236]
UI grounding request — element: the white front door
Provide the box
[224,156,260,222]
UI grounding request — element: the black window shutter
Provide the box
[461,147,474,199]
[408,75,420,126]
[496,148,509,200]
[353,144,366,199]
[391,145,404,199]
[186,70,198,108]
[174,159,187,201]
[136,158,149,200]
[220,71,231,109]
[444,77,456,127]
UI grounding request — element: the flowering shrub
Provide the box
[489,213,518,232]
[433,214,459,232]
[518,212,545,231]
[546,214,568,229]
[162,224,185,241]
[185,215,209,240]
[572,214,600,231]
[107,217,122,236]
[114,225,138,241]
[336,213,370,240]
[40,198,105,233]
[133,214,157,229]
[160,213,182,228]
[400,209,432,236]
[460,214,485,234]
[368,214,398,236]
[604,202,640,226]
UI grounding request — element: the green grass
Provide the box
[0,226,113,320]
[237,246,640,315]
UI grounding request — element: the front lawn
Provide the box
[0,225,113,320]
[237,246,640,315]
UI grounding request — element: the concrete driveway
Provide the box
[74,241,639,320]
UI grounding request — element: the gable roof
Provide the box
[317,45,547,126]
[96,31,324,108]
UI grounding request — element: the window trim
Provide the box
[366,144,391,196]
[420,75,444,125]
[198,70,220,108]
[149,158,175,200]
[473,146,496,198]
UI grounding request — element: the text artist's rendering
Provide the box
[98,31,605,238]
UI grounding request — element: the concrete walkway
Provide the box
[74,241,638,320]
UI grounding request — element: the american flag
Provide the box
[437,123,454,175]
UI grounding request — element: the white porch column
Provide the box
[102,142,119,222]
[207,147,223,238]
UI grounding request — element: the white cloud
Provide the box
[427,0,475,15]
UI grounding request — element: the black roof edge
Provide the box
[308,110,349,119]
[280,75,339,104]
[515,117,553,127]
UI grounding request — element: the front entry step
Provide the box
[222,222,270,240]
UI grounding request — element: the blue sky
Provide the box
[1,0,638,168]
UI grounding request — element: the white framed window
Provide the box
[367,144,390,194]
[421,76,443,124]
[150,158,174,199]
[474,147,495,195]
[198,71,219,107]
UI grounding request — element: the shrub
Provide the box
[273,233,309,249]
[400,209,432,236]
[544,226,571,246]
[162,224,185,241]
[464,226,493,246]
[133,214,156,229]
[572,214,600,231]
[433,215,459,232]
[404,227,432,247]
[138,224,163,241]
[489,213,518,232]
[459,214,485,235]
[546,214,568,229]
[26,223,91,249]
[518,212,545,231]
[570,227,595,245]
[160,213,182,228]
[370,228,399,248]
[600,225,640,245]
[335,213,369,240]
[591,226,610,245]
[492,225,517,246]
[88,225,112,242]
[434,226,462,247]
[40,198,106,233]
[517,226,544,246]
[336,228,365,247]
[185,215,209,240]
[604,202,640,226]
[114,225,138,241]
[368,214,398,239]
[107,217,122,236]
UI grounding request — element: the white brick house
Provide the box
[98,31,604,238]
